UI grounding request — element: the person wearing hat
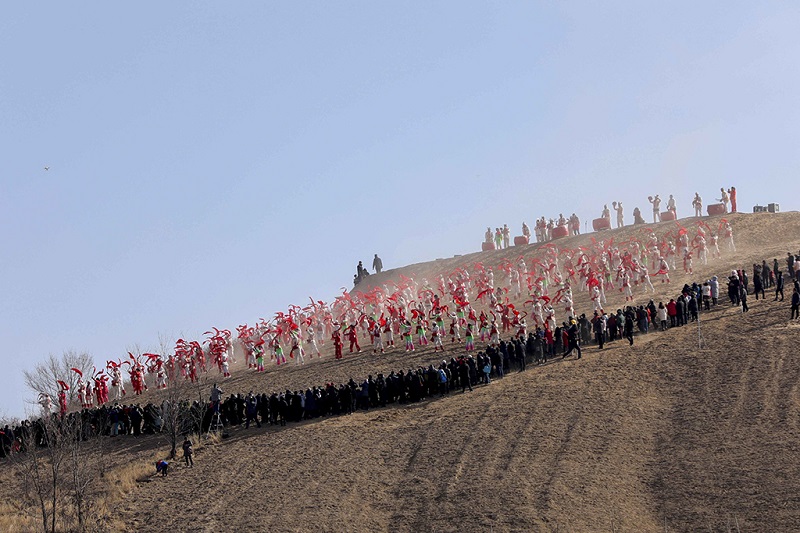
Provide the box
[372,322,385,354]
[563,317,582,359]
[342,322,361,354]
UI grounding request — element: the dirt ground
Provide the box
[8,211,800,532]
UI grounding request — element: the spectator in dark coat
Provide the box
[624,311,635,346]
[753,268,765,299]
[775,271,785,301]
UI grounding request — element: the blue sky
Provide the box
[2,2,799,417]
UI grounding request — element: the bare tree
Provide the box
[160,375,211,459]
[161,380,187,460]
[17,414,67,533]
[23,351,94,407]
[63,413,104,533]
[156,332,214,459]
[156,332,187,459]
[0,408,20,428]
[15,411,104,533]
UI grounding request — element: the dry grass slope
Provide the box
[4,211,800,532]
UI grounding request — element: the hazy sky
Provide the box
[2,2,799,417]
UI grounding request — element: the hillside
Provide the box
[5,211,800,532]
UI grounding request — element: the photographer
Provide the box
[210,383,223,414]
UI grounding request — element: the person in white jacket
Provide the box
[709,276,720,305]
[656,302,668,331]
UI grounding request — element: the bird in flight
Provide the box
[44,166,50,171]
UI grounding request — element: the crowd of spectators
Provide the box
[3,252,800,459]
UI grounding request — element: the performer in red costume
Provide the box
[57,380,69,417]
[332,326,344,360]
[344,323,361,353]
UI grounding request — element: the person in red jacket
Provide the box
[666,298,678,328]
[544,325,554,358]
[728,186,737,213]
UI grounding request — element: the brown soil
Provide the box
[10,212,800,532]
